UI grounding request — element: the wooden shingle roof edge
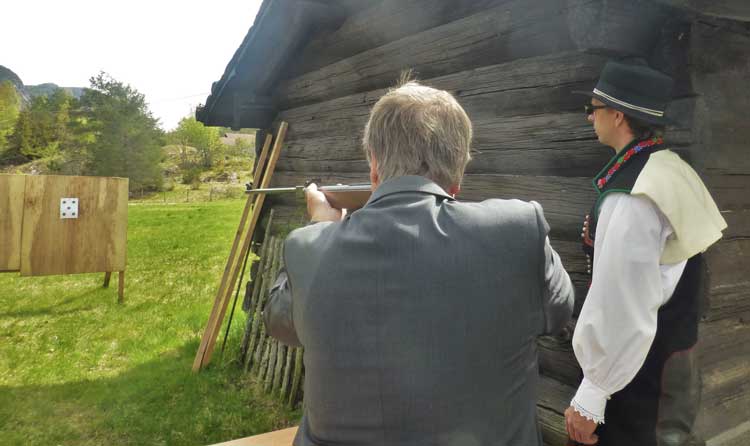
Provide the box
[196,0,351,129]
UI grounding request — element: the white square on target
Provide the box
[60,198,79,219]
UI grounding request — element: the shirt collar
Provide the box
[365,175,455,207]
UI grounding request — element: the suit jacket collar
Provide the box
[365,175,455,207]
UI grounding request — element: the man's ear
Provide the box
[448,184,460,197]
[369,155,380,189]
[614,110,625,128]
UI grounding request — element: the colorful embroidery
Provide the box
[596,137,663,189]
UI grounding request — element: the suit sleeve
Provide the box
[263,245,302,347]
[532,201,575,335]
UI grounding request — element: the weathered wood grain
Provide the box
[0,175,26,271]
[289,347,304,408]
[696,318,750,439]
[704,239,750,322]
[20,175,128,276]
[279,51,609,136]
[277,0,670,108]
[689,20,750,175]
[288,0,511,78]
[241,213,274,365]
[658,0,750,23]
[276,113,613,177]
[539,335,580,388]
[538,375,576,445]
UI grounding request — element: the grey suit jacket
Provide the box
[265,175,574,446]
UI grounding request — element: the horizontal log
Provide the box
[288,0,510,78]
[277,0,671,108]
[279,50,611,138]
[704,239,750,322]
[657,0,750,21]
[690,21,750,175]
[697,359,750,439]
[276,51,693,177]
[277,113,616,177]
[698,317,750,367]
[719,209,750,240]
[538,375,576,445]
[539,335,580,387]
[704,173,750,211]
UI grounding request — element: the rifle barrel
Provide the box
[245,184,372,210]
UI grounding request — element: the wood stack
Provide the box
[239,220,304,408]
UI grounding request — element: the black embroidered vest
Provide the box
[580,138,703,446]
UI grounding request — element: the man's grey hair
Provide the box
[362,80,473,189]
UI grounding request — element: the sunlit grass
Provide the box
[0,198,299,446]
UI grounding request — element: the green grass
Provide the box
[0,198,300,446]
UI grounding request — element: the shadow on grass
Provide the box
[0,288,103,319]
[0,342,300,446]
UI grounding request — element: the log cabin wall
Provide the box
[202,1,749,444]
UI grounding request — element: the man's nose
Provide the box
[587,114,595,123]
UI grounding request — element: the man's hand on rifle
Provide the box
[305,183,347,222]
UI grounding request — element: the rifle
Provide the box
[245,181,372,211]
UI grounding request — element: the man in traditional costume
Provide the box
[564,62,727,446]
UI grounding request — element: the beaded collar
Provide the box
[595,137,663,190]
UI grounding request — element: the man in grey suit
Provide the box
[264,81,574,446]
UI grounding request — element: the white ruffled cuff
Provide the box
[571,378,609,424]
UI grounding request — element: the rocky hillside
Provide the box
[0,65,85,102]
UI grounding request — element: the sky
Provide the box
[1,0,264,130]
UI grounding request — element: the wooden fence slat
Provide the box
[239,214,275,363]
[272,341,286,395]
[288,347,304,408]
[251,236,282,373]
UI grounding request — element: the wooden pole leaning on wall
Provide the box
[192,121,288,372]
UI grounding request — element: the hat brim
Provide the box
[572,90,678,126]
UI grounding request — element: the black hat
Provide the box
[574,62,674,126]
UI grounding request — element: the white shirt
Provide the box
[571,193,687,423]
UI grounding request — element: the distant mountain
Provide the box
[0,65,24,90]
[26,83,85,100]
[0,65,85,103]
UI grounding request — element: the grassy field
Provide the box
[0,198,300,446]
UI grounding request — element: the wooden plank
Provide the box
[0,174,26,271]
[277,0,670,108]
[658,0,750,21]
[209,426,298,446]
[203,123,287,367]
[288,0,510,78]
[280,340,295,399]
[20,175,128,276]
[538,375,576,446]
[279,51,608,137]
[245,233,277,371]
[277,114,615,177]
[288,347,304,408]
[539,335,580,388]
[703,239,750,322]
[193,133,274,372]
[704,173,750,211]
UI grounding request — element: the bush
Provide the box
[181,167,201,186]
